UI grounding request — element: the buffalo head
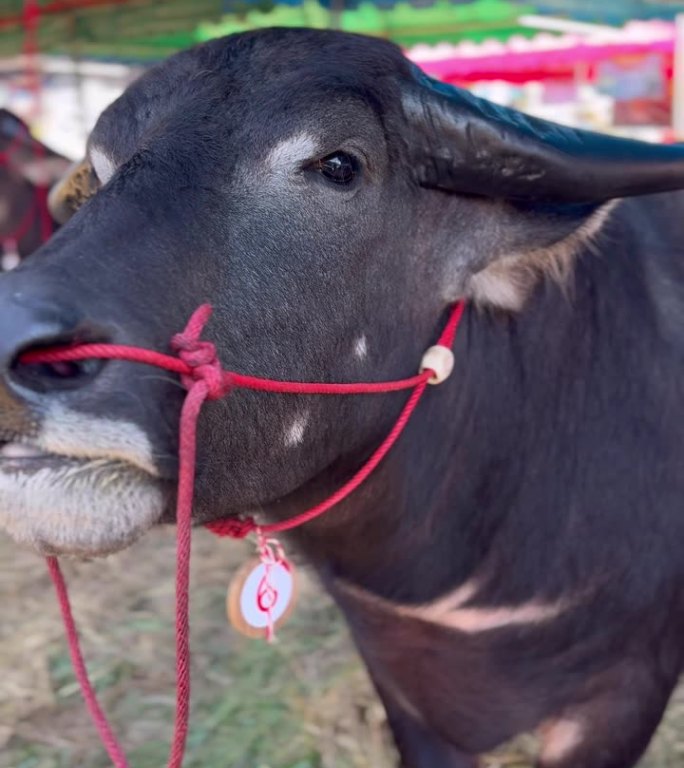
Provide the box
[0,29,683,556]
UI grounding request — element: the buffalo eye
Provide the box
[314,152,359,185]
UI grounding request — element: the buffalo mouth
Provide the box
[0,440,93,471]
[0,439,165,557]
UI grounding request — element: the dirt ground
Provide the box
[2,528,684,768]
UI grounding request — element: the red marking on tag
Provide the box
[227,534,297,641]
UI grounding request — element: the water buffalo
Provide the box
[1,29,684,768]
[0,109,68,267]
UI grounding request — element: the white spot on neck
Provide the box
[353,335,368,360]
[90,146,116,185]
[284,412,309,447]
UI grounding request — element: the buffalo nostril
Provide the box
[11,339,107,393]
[45,360,83,378]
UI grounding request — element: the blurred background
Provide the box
[5,0,684,156]
[3,1,684,766]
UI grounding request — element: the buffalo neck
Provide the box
[272,199,682,606]
[281,302,527,604]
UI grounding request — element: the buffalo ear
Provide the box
[464,199,617,310]
[0,108,27,136]
[403,67,684,203]
[401,69,684,310]
[0,109,70,187]
[48,158,100,224]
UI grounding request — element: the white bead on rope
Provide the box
[419,345,455,385]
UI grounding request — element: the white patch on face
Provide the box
[284,412,309,447]
[353,335,368,360]
[90,146,117,185]
[265,133,317,176]
[539,717,584,764]
[0,406,163,556]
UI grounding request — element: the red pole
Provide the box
[22,0,42,122]
[0,0,130,32]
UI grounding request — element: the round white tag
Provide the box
[227,557,297,639]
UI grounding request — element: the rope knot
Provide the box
[171,305,227,400]
[205,516,257,539]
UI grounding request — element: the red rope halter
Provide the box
[21,301,466,767]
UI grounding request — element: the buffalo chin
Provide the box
[0,448,164,557]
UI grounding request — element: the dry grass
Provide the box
[1,528,683,768]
